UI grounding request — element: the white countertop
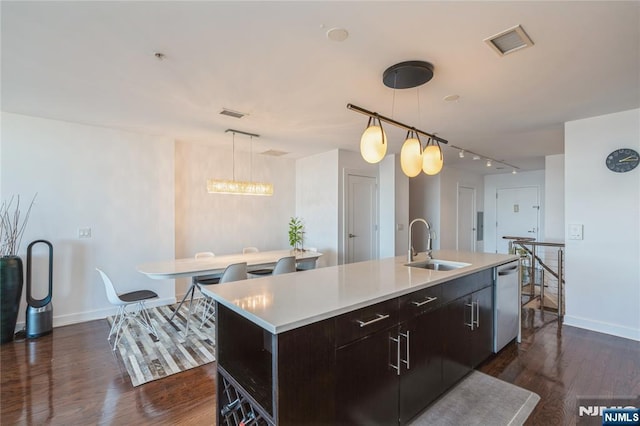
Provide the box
[206,250,519,334]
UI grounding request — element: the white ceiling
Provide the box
[2,1,639,174]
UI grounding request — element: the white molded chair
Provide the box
[272,256,296,275]
[250,255,296,278]
[97,268,158,351]
[297,248,318,271]
[200,262,248,325]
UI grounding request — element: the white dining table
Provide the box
[136,249,322,280]
[136,249,322,336]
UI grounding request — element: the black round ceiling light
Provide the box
[382,61,434,89]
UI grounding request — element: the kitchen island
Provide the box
[207,250,519,425]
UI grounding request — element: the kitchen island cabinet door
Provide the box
[399,308,443,424]
[335,328,399,425]
[470,285,494,368]
[442,295,473,390]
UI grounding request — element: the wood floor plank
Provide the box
[1,308,639,425]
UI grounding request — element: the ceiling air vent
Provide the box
[219,108,246,119]
[484,25,534,56]
[261,150,288,157]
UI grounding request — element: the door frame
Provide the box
[341,169,379,265]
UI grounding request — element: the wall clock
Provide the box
[606,148,639,173]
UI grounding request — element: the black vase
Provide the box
[0,256,24,344]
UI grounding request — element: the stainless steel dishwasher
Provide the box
[494,260,520,352]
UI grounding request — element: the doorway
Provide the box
[457,185,476,252]
[495,187,540,253]
[345,173,378,264]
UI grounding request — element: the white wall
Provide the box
[545,154,565,240]
[1,112,175,330]
[175,139,296,296]
[379,155,396,258]
[564,109,640,341]
[379,154,409,258]
[483,170,545,253]
[394,156,409,257]
[409,173,440,252]
[296,150,339,266]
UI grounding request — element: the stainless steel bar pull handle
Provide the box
[465,303,475,330]
[498,265,519,276]
[411,296,438,307]
[400,331,410,370]
[475,301,480,328]
[357,313,390,328]
[389,336,401,375]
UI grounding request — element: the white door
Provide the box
[346,174,378,263]
[495,187,539,253]
[457,186,476,252]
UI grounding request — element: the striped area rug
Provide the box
[106,303,216,387]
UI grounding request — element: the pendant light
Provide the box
[360,116,387,164]
[400,130,423,177]
[350,61,448,175]
[422,137,443,175]
[207,129,274,196]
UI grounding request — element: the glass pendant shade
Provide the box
[422,143,443,175]
[360,120,387,164]
[400,136,423,177]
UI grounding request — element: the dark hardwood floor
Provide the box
[1,308,638,425]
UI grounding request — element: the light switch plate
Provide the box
[78,227,92,239]
[568,224,583,240]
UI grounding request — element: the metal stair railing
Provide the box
[512,239,565,321]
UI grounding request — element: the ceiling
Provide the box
[2,1,639,174]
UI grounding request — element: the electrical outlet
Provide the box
[78,227,92,239]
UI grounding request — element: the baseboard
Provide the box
[563,314,640,342]
[14,296,177,332]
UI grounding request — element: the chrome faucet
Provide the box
[408,218,432,262]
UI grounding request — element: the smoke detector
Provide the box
[484,25,534,56]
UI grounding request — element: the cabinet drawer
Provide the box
[441,269,492,305]
[399,284,442,321]
[335,298,399,347]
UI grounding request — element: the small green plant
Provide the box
[288,217,304,251]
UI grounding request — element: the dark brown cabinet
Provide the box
[335,283,447,425]
[398,308,443,423]
[336,326,400,425]
[216,267,499,426]
[442,283,494,391]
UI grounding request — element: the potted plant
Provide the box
[288,217,305,252]
[1,194,36,343]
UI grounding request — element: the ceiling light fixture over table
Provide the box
[207,129,274,196]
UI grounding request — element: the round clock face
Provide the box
[606,148,639,173]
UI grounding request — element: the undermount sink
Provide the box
[404,259,471,271]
